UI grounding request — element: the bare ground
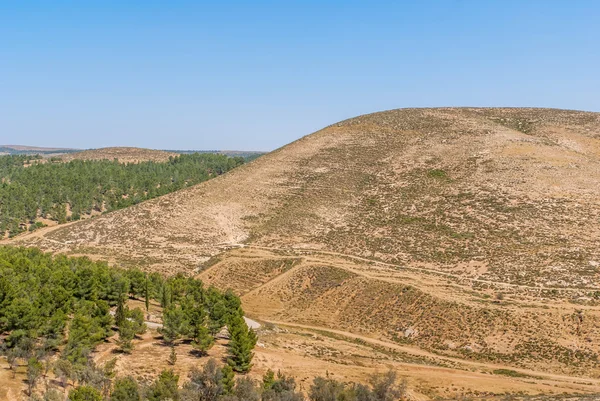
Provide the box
[4,108,600,398]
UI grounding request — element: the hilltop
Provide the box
[18,108,600,280]
[8,108,600,397]
[0,145,79,157]
[1,145,264,162]
[62,146,179,163]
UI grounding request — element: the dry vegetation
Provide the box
[6,108,600,398]
[62,147,178,163]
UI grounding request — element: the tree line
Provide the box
[40,358,406,401]
[0,246,258,397]
[0,153,245,237]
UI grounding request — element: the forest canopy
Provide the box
[0,246,254,378]
[0,153,245,237]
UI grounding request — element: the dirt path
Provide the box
[262,319,600,387]
[1,218,79,244]
[234,244,600,292]
[141,317,260,330]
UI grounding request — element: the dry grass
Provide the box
[62,147,178,163]
[5,108,600,397]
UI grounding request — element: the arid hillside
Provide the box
[8,108,600,394]
[62,146,178,163]
[17,108,600,278]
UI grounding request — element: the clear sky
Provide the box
[1,1,599,151]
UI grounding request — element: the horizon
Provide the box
[0,144,267,153]
[1,1,599,151]
[3,105,600,154]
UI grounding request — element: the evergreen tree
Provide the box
[128,308,147,336]
[227,316,256,373]
[68,386,103,401]
[27,357,43,396]
[0,153,245,234]
[262,369,276,390]
[110,376,141,401]
[221,364,235,395]
[159,306,186,345]
[114,294,127,328]
[192,324,214,356]
[116,318,135,353]
[148,369,180,401]
[145,274,150,312]
[160,284,170,309]
[168,346,177,366]
[0,246,250,396]
[262,371,303,401]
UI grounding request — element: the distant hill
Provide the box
[0,145,79,156]
[165,149,265,160]
[1,145,264,161]
[8,108,600,389]
[63,147,263,163]
[62,147,179,163]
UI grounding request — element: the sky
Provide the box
[1,1,599,151]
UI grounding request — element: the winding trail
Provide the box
[262,319,600,387]
[142,316,260,330]
[230,243,600,292]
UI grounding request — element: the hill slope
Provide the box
[17,108,600,279]
[62,146,178,163]
[9,108,600,381]
[0,145,79,156]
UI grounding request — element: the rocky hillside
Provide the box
[9,108,600,378]
[18,108,599,280]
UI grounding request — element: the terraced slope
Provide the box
[8,108,600,380]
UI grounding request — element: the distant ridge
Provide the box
[0,144,79,151]
[0,145,80,156]
[1,145,265,160]
[164,149,266,159]
[62,147,178,163]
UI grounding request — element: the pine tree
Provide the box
[192,325,214,355]
[68,386,103,401]
[115,293,127,327]
[117,318,135,353]
[160,284,170,308]
[145,274,150,312]
[159,306,185,345]
[168,346,177,366]
[221,364,235,395]
[148,370,180,401]
[227,315,256,373]
[111,376,141,401]
[262,369,275,390]
[129,308,147,335]
[248,325,258,348]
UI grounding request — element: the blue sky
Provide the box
[1,1,599,151]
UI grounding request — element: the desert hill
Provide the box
[18,108,600,280]
[0,144,76,152]
[0,144,79,156]
[62,146,178,163]
[9,108,600,388]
